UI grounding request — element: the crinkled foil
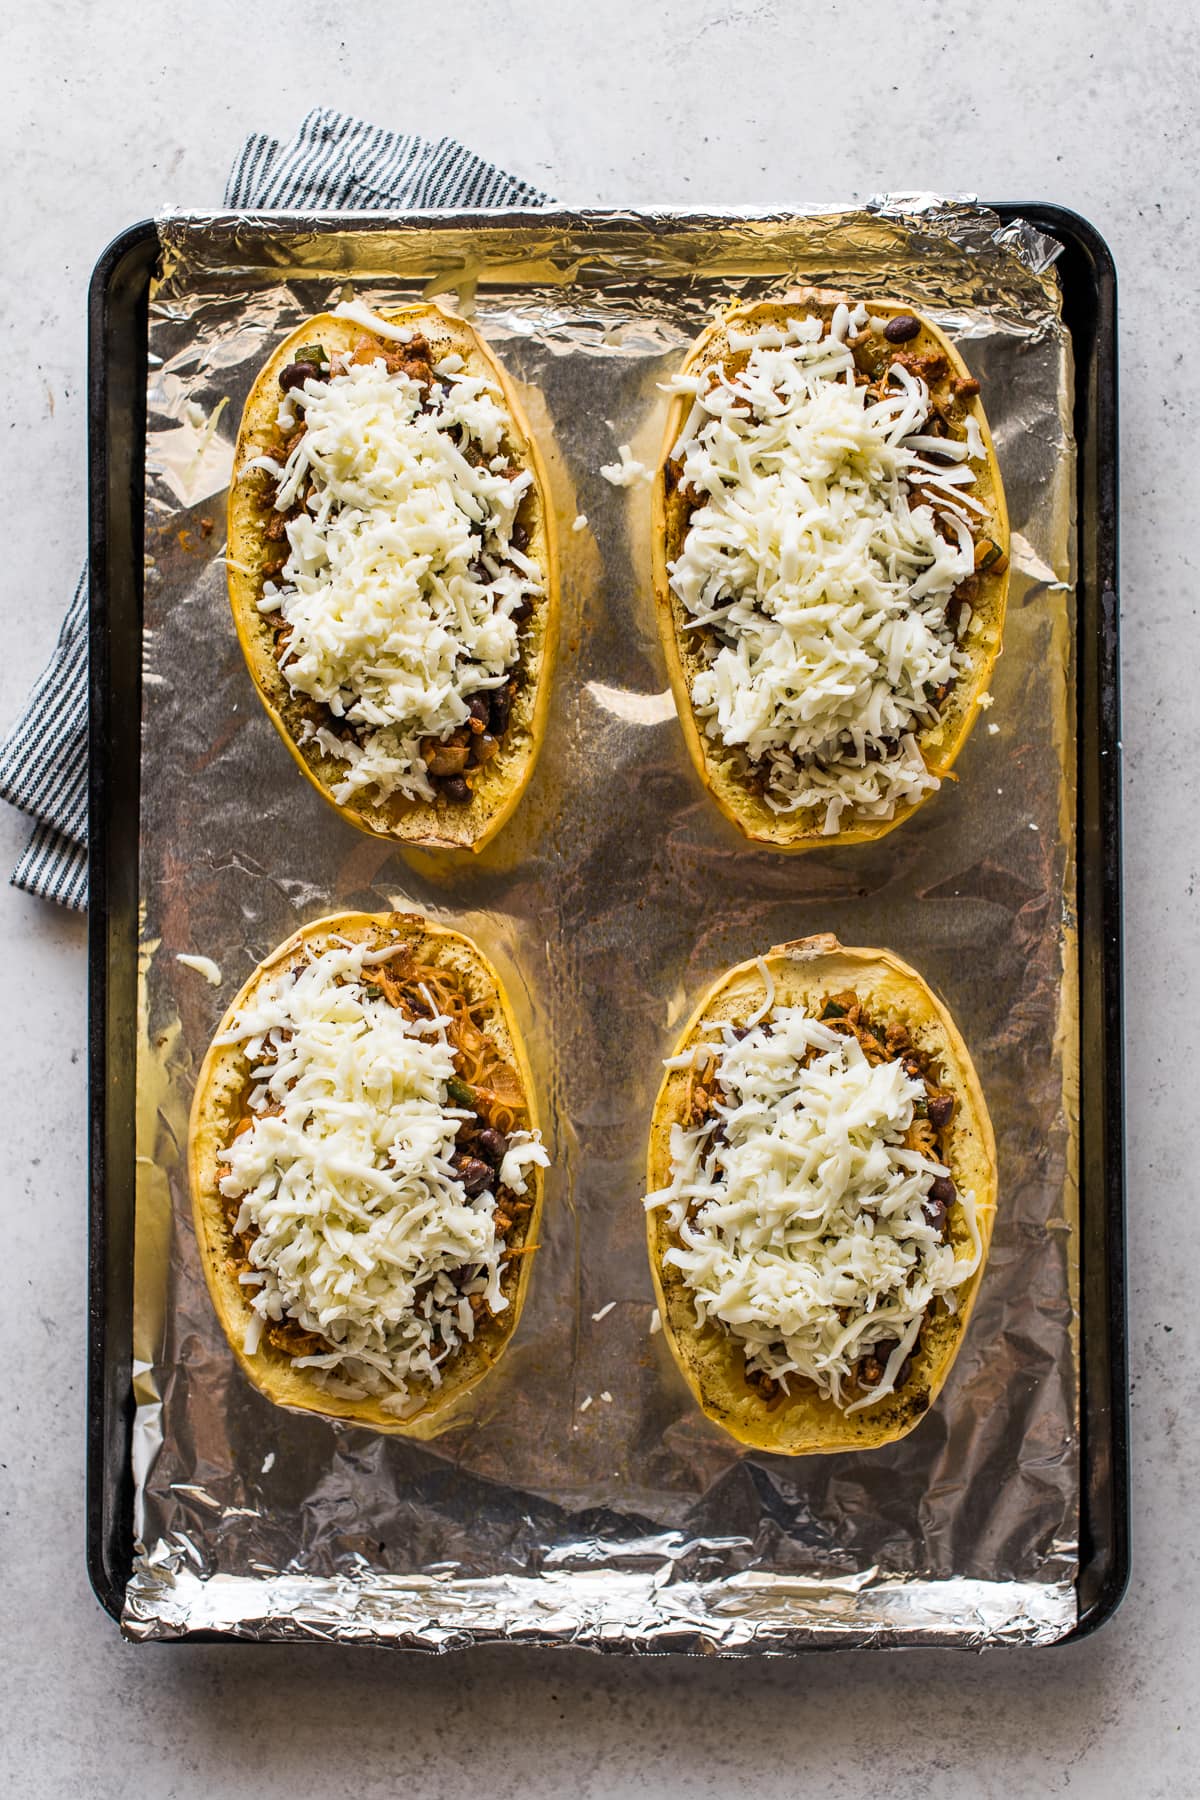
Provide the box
[123,203,1079,1650]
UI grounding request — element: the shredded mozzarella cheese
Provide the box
[176,953,223,986]
[257,348,541,807]
[666,314,984,831]
[600,444,653,487]
[215,938,548,1409]
[646,1004,980,1411]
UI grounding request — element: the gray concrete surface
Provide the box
[1,1,1194,1794]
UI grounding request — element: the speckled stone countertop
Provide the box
[1,3,1194,1794]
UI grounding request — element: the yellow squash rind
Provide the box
[227,306,559,853]
[652,289,1010,851]
[646,933,998,1454]
[187,910,545,1437]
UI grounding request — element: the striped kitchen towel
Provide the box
[0,107,549,910]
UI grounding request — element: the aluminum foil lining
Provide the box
[123,202,1079,1650]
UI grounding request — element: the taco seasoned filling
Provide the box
[648,978,978,1413]
[252,321,541,808]
[659,294,1008,843]
[200,922,548,1421]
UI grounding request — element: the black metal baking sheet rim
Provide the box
[87,216,159,1625]
[85,204,1126,1646]
[1005,204,1126,1644]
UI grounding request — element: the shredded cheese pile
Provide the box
[646,999,981,1412]
[216,938,548,1411]
[257,349,541,806]
[666,305,985,831]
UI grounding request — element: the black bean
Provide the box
[468,695,491,728]
[922,1197,947,1229]
[458,1157,493,1197]
[280,361,321,393]
[929,1174,957,1206]
[511,521,530,553]
[442,776,471,805]
[489,687,513,734]
[883,314,921,344]
[928,1093,955,1131]
[511,598,534,625]
[478,1127,508,1165]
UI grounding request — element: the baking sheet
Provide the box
[122,203,1080,1649]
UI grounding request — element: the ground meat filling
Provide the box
[664,311,1007,809]
[218,950,533,1366]
[257,332,535,808]
[682,989,959,1403]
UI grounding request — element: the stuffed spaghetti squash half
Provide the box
[228,302,557,852]
[188,910,549,1435]
[645,934,997,1454]
[654,289,1009,850]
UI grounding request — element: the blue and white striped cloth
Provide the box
[0,108,548,910]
